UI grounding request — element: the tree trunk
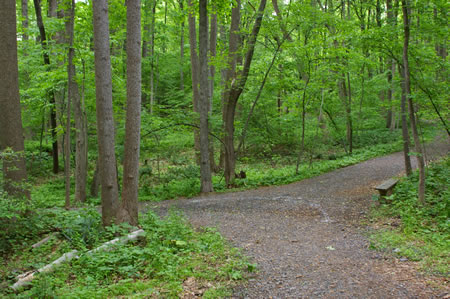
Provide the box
[179,0,185,91]
[149,0,156,113]
[198,0,213,192]
[118,0,142,226]
[398,64,413,176]
[33,0,59,174]
[66,0,87,204]
[0,0,29,199]
[188,0,201,163]
[222,0,267,186]
[402,0,425,204]
[92,0,120,226]
[90,158,100,198]
[21,0,28,41]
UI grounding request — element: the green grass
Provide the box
[369,157,449,275]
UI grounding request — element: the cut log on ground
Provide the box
[11,229,145,291]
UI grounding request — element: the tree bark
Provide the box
[92,0,120,226]
[118,0,142,226]
[402,0,425,204]
[198,0,213,192]
[0,0,29,199]
[33,0,59,174]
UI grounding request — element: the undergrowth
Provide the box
[1,210,254,298]
[369,157,449,275]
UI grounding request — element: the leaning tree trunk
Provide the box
[0,0,29,199]
[118,0,142,226]
[92,0,120,226]
[222,0,267,186]
[198,0,213,192]
[402,0,425,204]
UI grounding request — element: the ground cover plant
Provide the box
[0,204,253,298]
[369,157,449,275]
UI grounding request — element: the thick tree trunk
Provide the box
[92,0,120,226]
[118,0,142,226]
[0,0,29,199]
[198,0,213,192]
[34,0,59,174]
[402,0,425,204]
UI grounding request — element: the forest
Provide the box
[0,0,448,297]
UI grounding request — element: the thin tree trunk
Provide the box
[92,0,120,226]
[33,0,59,174]
[21,0,29,41]
[149,0,156,113]
[188,0,201,163]
[0,0,29,199]
[66,0,87,204]
[402,0,425,204]
[118,0,142,226]
[198,0,213,192]
[179,0,185,91]
[398,64,412,176]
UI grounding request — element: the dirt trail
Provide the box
[142,136,449,298]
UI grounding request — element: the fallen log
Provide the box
[31,233,57,249]
[12,229,145,291]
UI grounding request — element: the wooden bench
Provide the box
[374,178,399,201]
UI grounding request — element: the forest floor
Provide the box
[142,134,449,299]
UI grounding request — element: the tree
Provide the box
[117,0,142,225]
[222,0,267,186]
[92,0,120,226]
[198,0,213,192]
[402,0,425,203]
[0,0,29,198]
[33,0,59,174]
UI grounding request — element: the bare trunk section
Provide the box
[0,0,29,199]
[402,0,425,204]
[33,0,59,174]
[92,0,120,226]
[198,0,213,192]
[118,0,142,226]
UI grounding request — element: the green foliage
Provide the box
[2,211,252,298]
[369,158,450,274]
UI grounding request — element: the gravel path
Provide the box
[142,136,449,298]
